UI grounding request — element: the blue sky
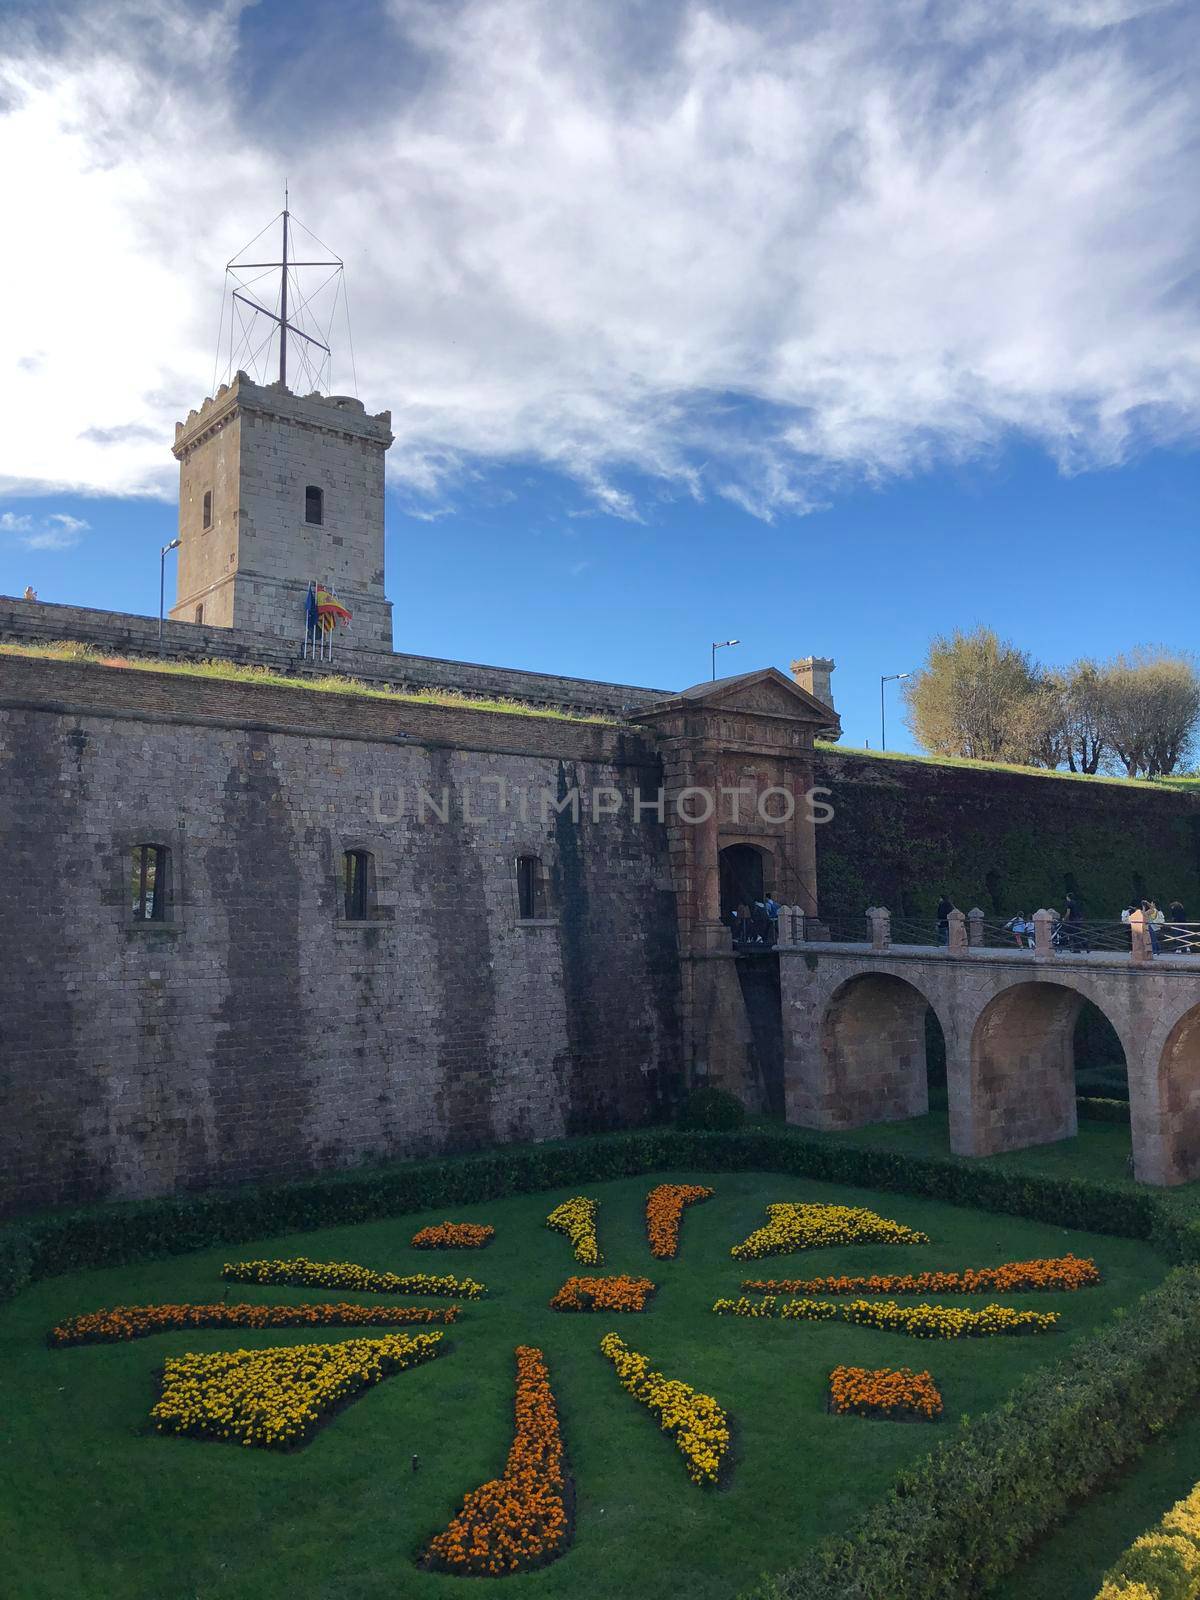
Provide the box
[2,0,1198,752]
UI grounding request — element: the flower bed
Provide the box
[221,1256,485,1299]
[50,1301,458,1346]
[546,1197,602,1265]
[713,1296,1059,1337]
[550,1276,655,1313]
[600,1331,730,1485]
[731,1203,929,1261]
[1093,1480,1200,1599]
[151,1330,444,1449]
[742,1254,1101,1296]
[410,1221,495,1250]
[645,1184,714,1259]
[828,1365,943,1423]
[422,1345,571,1576]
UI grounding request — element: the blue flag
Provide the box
[304,583,319,636]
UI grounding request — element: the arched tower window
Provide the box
[131,844,171,922]
[202,489,212,530]
[305,485,324,525]
[343,849,373,921]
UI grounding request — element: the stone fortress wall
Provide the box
[0,653,682,1216]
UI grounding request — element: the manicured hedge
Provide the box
[745,1265,1200,1600]
[5,1124,1200,1305]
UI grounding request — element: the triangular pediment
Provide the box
[636,667,840,729]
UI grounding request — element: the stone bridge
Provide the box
[774,908,1200,1187]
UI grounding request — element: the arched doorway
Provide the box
[818,972,944,1130]
[969,982,1127,1157]
[720,843,767,923]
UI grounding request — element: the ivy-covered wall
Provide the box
[812,749,1200,926]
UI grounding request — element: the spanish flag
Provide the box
[314,583,352,633]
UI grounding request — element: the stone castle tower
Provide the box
[169,372,394,649]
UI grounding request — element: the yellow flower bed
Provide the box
[221,1256,485,1299]
[546,1197,603,1265]
[712,1295,1058,1338]
[600,1332,730,1485]
[1093,1481,1200,1598]
[731,1203,930,1260]
[151,1331,444,1448]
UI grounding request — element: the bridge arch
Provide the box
[817,970,947,1130]
[1153,1002,1200,1185]
[968,979,1130,1156]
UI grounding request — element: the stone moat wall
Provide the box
[0,655,681,1216]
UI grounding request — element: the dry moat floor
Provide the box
[0,1161,1179,1600]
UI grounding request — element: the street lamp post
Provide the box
[159,538,181,649]
[880,672,910,751]
[712,638,740,680]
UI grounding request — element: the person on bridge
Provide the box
[1061,894,1089,953]
[936,894,954,946]
[1146,900,1165,954]
[1166,901,1193,955]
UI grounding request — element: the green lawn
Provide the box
[989,1406,1200,1600]
[0,1168,1174,1600]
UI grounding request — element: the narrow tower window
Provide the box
[194,605,204,625]
[131,845,170,922]
[343,849,372,921]
[516,855,547,920]
[202,490,212,530]
[305,485,324,525]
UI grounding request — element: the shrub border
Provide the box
[5,1125,1200,1306]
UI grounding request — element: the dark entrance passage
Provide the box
[720,844,765,922]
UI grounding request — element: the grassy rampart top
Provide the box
[816,738,1198,795]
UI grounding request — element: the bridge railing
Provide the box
[799,909,1200,961]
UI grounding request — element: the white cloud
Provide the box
[1,0,1198,520]
[0,509,89,549]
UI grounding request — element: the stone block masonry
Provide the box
[0,657,681,1215]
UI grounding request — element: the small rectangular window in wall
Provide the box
[305,485,324,525]
[131,845,168,921]
[344,850,370,921]
[516,855,546,920]
[202,490,212,530]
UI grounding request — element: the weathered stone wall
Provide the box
[812,747,1200,925]
[0,660,681,1216]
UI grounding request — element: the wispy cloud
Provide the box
[1,509,89,549]
[2,0,1198,520]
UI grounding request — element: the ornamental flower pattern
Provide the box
[545,1197,603,1265]
[600,1332,731,1486]
[742,1254,1101,1297]
[550,1276,655,1312]
[221,1257,485,1299]
[828,1365,944,1421]
[713,1295,1059,1338]
[49,1302,458,1346]
[645,1184,714,1259]
[731,1203,930,1260]
[422,1346,571,1576]
[150,1331,444,1448]
[411,1222,495,1250]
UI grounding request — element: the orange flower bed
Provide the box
[411,1222,495,1250]
[742,1254,1101,1297]
[49,1301,459,1346]
[829,1364,943,1422]
[549,1276,656,1312]
[645,1184,714,1259]
[422,1345,571,1576]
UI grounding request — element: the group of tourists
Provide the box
[932,892,1195,956]
[730,897,781,948]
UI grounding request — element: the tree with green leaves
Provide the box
[901,627,1047,763]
